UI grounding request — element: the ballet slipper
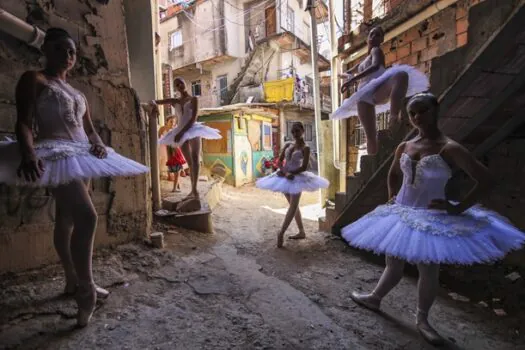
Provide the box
[64,284,110,300]
[75,283,96,328]
[350,291,381,311]
[417,321,445,346]
[277,232,285,248]
[288,232,306,240]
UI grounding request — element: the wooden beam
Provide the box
[474,111,525,156]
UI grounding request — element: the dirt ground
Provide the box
[1,179,524,350]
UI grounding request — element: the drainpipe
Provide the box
[343,0,460,64]
[328,0,346,192]
[0,8,45,48]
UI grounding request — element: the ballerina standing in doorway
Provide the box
[152,77,221,200]
[256,122,329,248]
[0,28,149,327]
[332,26,430,155]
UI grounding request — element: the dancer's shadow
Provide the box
[372,308,463,349]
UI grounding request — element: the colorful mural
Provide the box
[233,134,252,186]
[202,154,234,185]
[253,150,274,178]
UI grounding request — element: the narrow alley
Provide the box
[1,181,523,350]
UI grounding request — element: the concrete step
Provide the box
[318,206,338,233]
[345,175,365,203]
[334,192,348,212]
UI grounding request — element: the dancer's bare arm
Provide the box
[277,143,292,176]
[82,99,108,158]
[153,98,180,106]
[387,142,406,200]
[288,146,311,175]
[429,141,494,214]
[15,71,45,181]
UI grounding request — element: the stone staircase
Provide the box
[226,43,276,104]
[320,0,525,234]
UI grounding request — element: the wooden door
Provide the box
[265,6,276,36]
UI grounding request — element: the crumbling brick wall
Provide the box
[0,0,150,273]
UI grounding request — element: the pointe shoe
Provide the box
[350,291,381,311]
[288,232,306,240]
[75,284,96,328]
[417,322,445,346]
[65,284,110,300]
[277,233,284,248]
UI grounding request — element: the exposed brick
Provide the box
[456,4,468,20]
[399,27,421,45]
[456,17,469,34]
[396,43,411,59]
[385,51,397,66]
[407,53,419,66]
[420,45,440,62]
[457,32,468,48]
[411,37,428,52]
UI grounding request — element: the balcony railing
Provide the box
[263,77,331,113]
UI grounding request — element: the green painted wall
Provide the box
[202,153,234,185]
[252,151,274,178]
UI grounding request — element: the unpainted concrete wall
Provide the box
[0,0,150,273]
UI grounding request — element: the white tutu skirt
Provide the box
[331,64,430,120]
[256,171,329,194]
[159,122,222,146]
[0,140,149,187]
[341,203,525,265]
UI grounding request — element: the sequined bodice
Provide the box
[35,79,89,142]
[174,100,193,127]
[283,146,304,172]
[396,153,452,208]
[357,55,386,89]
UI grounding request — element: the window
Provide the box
[169,30,182,50]
[262,122,272,150]
[216,75,228,106]
[286,6,295,33]
[303,20,310,44]
[191,80,202,96]
[304,123,313,141]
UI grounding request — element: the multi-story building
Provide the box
[158,0,331,162]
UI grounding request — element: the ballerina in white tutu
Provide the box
[0,28,149,327]
[152,77,221,200]
[341,93,525,345]
[333,26,430,155]
[256,122,329,247]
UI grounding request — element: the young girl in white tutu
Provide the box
[152,77,221,200]
[256,122,329,247]
[341,93,525,345]
[333,26,430,155]
[0,28,149,327]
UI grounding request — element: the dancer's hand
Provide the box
[428,199,461,215]
[340,79,355,94]
[277,170,286,177]
[338,73,352,80]
[173,133,182,144]
[286,173,295,180]
[90,144,108,159]
[17,154,45,182]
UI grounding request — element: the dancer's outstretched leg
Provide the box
[351,256,405,310]
[284,193,306,239]
[416,263,444,346]
[357,101,378,155]
[388,71,409,128]
[277,193,302,247]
